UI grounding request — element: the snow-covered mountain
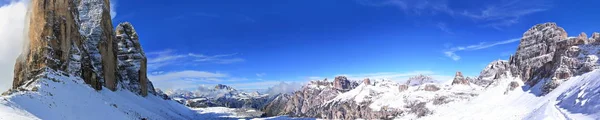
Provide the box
[1,0,600,119]
[165,84,271,109]
[0,0,289,119]
[261,22,600,119]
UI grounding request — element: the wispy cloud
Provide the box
[460,0,550,29]
[0,0,27,92]
[149,70,253,90]
[188,53,246,64]
[436,22,452,34]
[146,49,245,70]
[109,0,117,19]
[337,71,434,80]
[357,0,551,29]
[256,73,266,77]
[320,70,454,82]
[444,38,520,61]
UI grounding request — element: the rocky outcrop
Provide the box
[215,84,236,91]
[398,84,409,92]
[115,22,153,96]
[12,0,156,97]
[508,22,600,94]
[316,100,402,119]
[262,79,345,117]
[363,78,371,86]
[333,76,358,91]
[405,74,436,86]
[471,60,511,86]
[13,0,116,90]
[509,22,568,86]
[504,81,521,94]
[422,84,441,91]
[591,32,600,44]
[451,72,469,85]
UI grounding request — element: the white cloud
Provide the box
[437,22,452,34]
[0,0,27,92]
[148,70,230,90]
[357,0,551,28]
[189,53,245,64]
[308,76,324,80]
[444,38,520,61]
[334,70,453,82]
[227,81,289,90]
[146,49,245,71]
[109,0,117,19]
[256,73,266,77]
[264,81,303,95]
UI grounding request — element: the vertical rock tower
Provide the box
[12,0,154,97]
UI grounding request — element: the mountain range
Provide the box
[1,0,600,120]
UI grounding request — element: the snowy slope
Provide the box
[0,69,200,120]
[422,70,600,120]
[0,69,303,120]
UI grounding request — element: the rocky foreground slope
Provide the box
[261,22,600,119]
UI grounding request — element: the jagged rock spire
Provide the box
[116,22,154,96]
[13,0,118,90]
[451,71,469,85]
[13,0,156,97]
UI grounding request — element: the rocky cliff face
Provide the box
[115,22,154,96]
[333,76,358,91]
[262,77,357,117]
[469,60,512,87]
[405,74,436,86]
[11,0,155,97]
[451,72,470,85]
[508,22,600,93]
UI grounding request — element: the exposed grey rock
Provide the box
[215,84,236,91]
[509,22,568,86]
[591,32,600,44]
[115,22,153,96]
[262,79,344,117]
[398,84,409,92]
[452,72,469,85]
[333,76,358,91]
[504,81,521,95]
[168,84,271,109]
[12,0,159,97]
[508,23,600,94]
[422,84,441,91]
[472,60,511,87]
[405,74,436,86]
[363,78,372,86]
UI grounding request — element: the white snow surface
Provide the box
[0,69,307,120]
[421,70,600,120]
[326,79,482,112]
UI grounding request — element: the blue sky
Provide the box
[108,0,600,90]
